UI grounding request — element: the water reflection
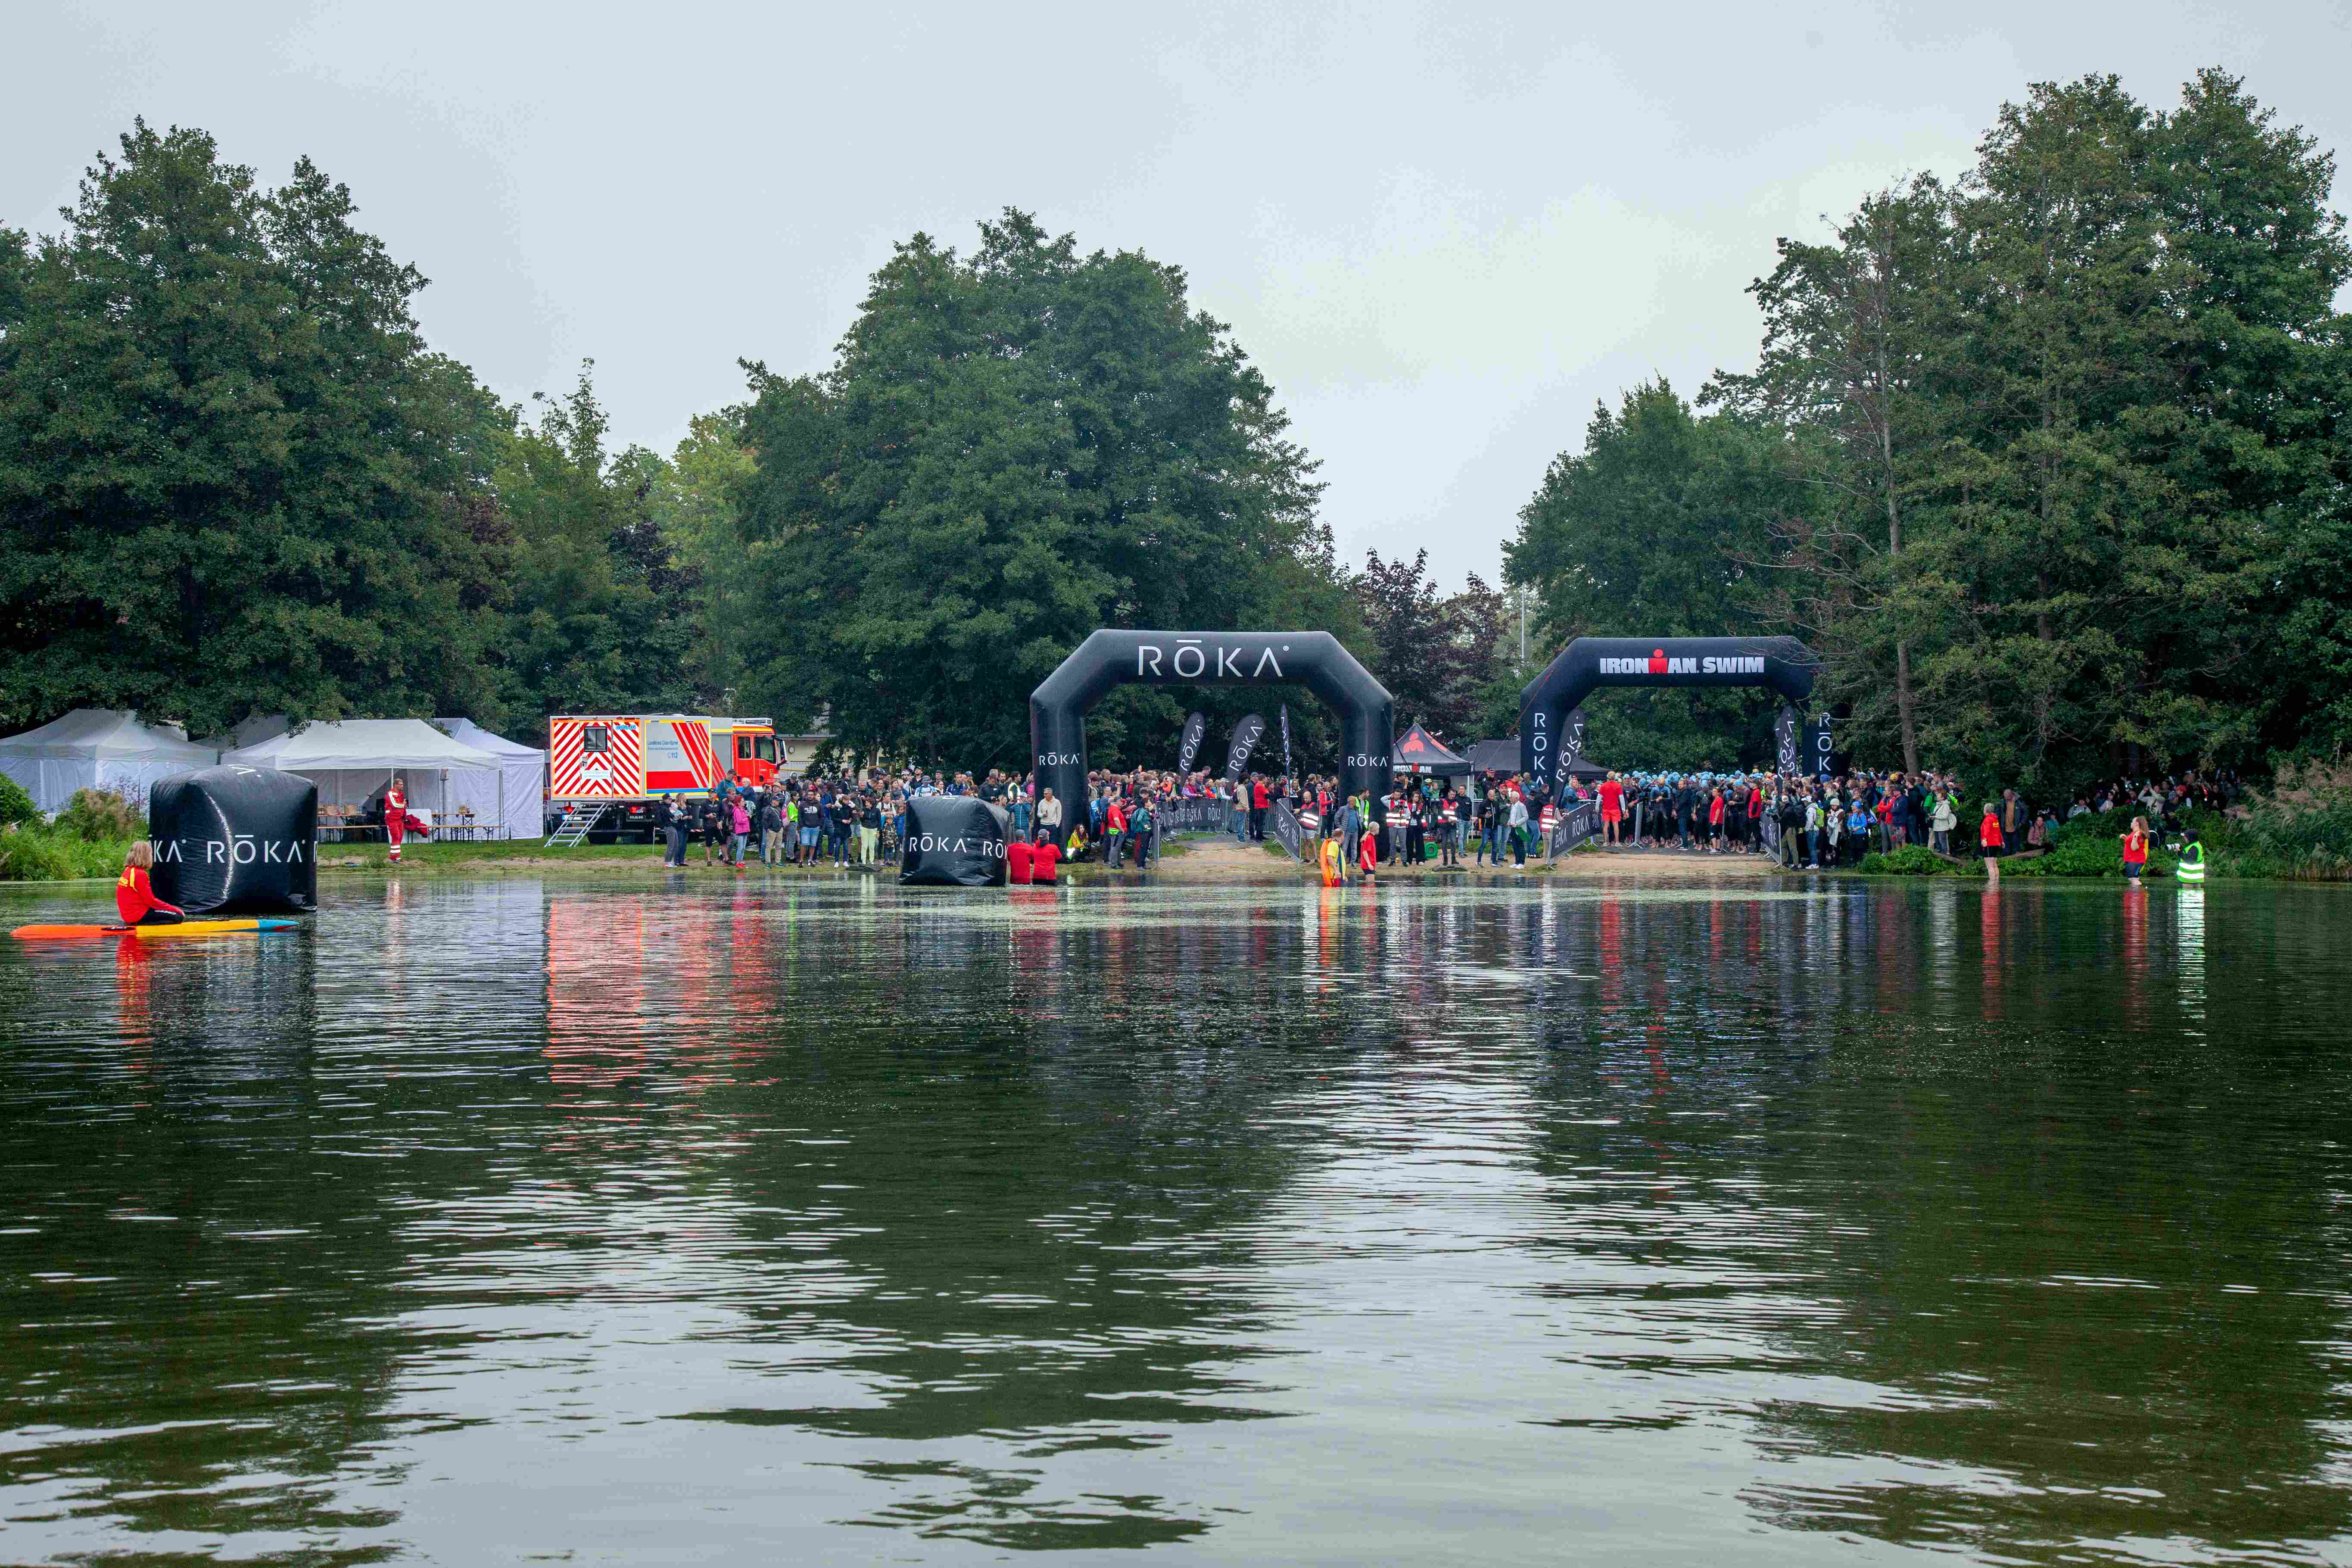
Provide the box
[1,877,2349,1563]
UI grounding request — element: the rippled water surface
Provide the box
[4,872,2351,1565]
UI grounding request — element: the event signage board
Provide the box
[1029,630,1396,849]
[1519,636,1819,783]
[1774,705,1801,776]
[1176,712,1207,775]
[1558,707,1588,791]
[1223,713,1268,782]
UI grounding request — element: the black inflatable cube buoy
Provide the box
[898,796,1011,887]
[149,766,319,914]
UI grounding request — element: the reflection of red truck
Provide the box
[547,715,779,839]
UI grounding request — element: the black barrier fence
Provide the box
[1558,797,1788,857]
[1157,799,1227,835]
[1263,801,1302,860]
[1548,800,1598,857]
[1221,796,1301,860]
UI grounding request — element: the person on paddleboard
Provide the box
[115,843,183,926]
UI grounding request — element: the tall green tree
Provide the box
[1352,549,1513,742]
[486,366,702,742]
[1707,179,1953,773]
[2148,71,2352,762]
[0,122,506,735]
[731,210,1355,772]
[1504,381,1805,770]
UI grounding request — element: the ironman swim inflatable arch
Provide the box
[1030,631,1396,847]
[1517,636,1821,791]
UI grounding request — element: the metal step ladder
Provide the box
[545,803,604,848]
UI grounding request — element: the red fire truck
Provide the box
[546,714,781,841]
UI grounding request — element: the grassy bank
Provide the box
[0,826,140,882]
[0,786,146,882]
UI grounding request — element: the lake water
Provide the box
[3,872,2349,1565]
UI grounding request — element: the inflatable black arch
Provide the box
[1518,636,1820,789]
[1030,631,1395,845]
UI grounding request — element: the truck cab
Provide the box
[727,726,780,789]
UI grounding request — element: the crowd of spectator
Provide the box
[637,754,2242,877]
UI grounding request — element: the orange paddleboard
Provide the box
[12,918,299,940]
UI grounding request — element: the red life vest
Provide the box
[115,865,182,925]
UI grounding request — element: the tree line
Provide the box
[0,126,1511,769]
[1507,70,2352,790]
[10,72,2345,791]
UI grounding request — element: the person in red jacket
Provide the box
[1598,773,1624,846]
[115,842,183,926]
[1250,776,1271,841]
[1007,837,1034,885]
[1103,795,1128,869]
[384,776,408,863]
[2119,815,2150,882]
[1029,832,1059,884]
[1358,818,1380,882]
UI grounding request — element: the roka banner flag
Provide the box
[1805,712,1835,779]
[1224,713,1268,781]
[1774,705,1801,776]
[1177,711,1207,775]
[1280,705,1293,778]
[1556,706,1587,788]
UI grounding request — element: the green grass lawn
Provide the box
[324,838,726,871]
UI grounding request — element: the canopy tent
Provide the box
[0,709,218,813]
[1393,723,1472,776]
[1465,737,1606,781]
[222,720,502,827]
[433,718,546,840]
[194,714,291,753]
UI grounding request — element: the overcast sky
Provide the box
[10,1,2348,589]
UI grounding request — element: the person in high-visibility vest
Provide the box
[2177,832,2206,885]
[1319,834,1343,887]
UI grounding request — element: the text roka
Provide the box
[153,835,308,865]
[1137,640,1286,680]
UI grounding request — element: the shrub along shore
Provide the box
[1847,789,2352,883]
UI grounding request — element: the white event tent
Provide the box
[0,709,218,813]
[433,719,547,841]
[222,720,504,831]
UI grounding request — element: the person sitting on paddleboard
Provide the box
[115,843,183,926]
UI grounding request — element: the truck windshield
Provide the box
[754,737,778,763]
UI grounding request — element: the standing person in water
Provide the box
[2120,816,2151,882]
[384,776,408,863]
[115,842,184,926]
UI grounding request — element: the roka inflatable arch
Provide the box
[1517,636,1821,789]
[1030,631,1395,845]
